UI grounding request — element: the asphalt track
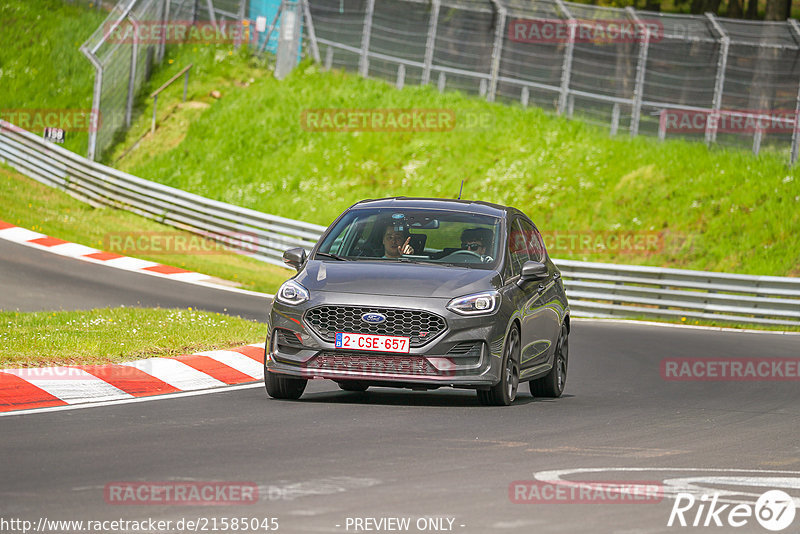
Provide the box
[2,239,800,533]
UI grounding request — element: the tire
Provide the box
[477,326,520,406]
[337,381,369,392]
[530,323,568,398]
[264,370,307,400]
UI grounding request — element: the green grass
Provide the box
[0,0,106,155]
[111,48,800,277]
[0,307,265,368]
[0,164,294,294]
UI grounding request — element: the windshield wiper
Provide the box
[315,252,348,261]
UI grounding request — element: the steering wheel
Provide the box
[442,249,483,261]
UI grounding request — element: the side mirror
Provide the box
[283,247,307,271]
[520,260,548,282]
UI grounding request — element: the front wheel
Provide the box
[530,323,568,398]
[265,371,307,400]
[478,326,520,406]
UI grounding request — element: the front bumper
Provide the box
[267,293,507,388]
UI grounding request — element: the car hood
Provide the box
[296,260,502,298]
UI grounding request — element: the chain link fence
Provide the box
[80,0,248,161]
[306,0,800,164]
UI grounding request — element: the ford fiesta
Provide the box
[264,197,569,406]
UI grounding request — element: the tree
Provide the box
[727,0,743,17]
[764,0,789,20]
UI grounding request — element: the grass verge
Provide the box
[0,164,293,294]
[0,307,265,368]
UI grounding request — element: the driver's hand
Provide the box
[401,237,414,255]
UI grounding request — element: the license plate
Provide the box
[335,332,411,353]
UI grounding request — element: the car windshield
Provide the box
[316,207,502,269]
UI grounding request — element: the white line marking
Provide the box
[1,368,132,403]
[195,350,264,379]
[121,358,226,390]
[103,257,159,270]
[0,383,263,417]
[0,227,46,242]
[47,243,99,257]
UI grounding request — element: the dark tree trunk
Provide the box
[690,0,722,14]
[644,0,662,11]
[764,0,788,20]
[727,0,743,17]
[745,0,758,18]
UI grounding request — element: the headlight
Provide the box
[446,291,500,315]
[276,280,309,305]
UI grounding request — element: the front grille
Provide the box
[308,352,438,376]
[304,306,447,348]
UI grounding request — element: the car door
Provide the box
[506,218,551,376]
[521,219,563,367]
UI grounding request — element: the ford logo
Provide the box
[362,313,386,324]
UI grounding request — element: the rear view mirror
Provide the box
[283,247,307,271]
[520,260,548,282]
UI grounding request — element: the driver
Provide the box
[460,228,492,256]
[383,225,415,258]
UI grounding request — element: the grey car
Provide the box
[265,197,569,406]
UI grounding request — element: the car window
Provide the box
[506,219,529,278]
[517,218,546,262]
[316,207,502,270]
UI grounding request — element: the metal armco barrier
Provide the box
[2,120,799,326]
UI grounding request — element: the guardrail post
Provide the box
[126,14,139,128]
[324,46,333,69]
[555,0,575,115]
[627,7,650,137]
[358,0,375,77]
[396,64,405,90]
[520,86,529,107]
[705,13,729,146]
[487,0,506,102]
[658,109,667,141]
[438,71,446,92]
[421,0,440,85]
[753,125,762,155]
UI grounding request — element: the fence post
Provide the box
[705,13,729,146]
[438,71,446,92]
[81,46,103,161]
[520,86,529,107]
[324,46,333,69]
[791,78,800,166]
[396,64,405,90]
[627,7,650,137]
[554,0,575,115]
[789,19,800,166]
[421,0,440,85]
[487,0,506,102]
[358,0,376,77]
[205,0,218,31]
[302,0,321,62]
[157,0,169,63]
[610,103,620,136]
[125,15,140,128]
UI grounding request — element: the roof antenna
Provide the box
[457,180,464,200]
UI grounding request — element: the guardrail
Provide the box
[1,119,799,326]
